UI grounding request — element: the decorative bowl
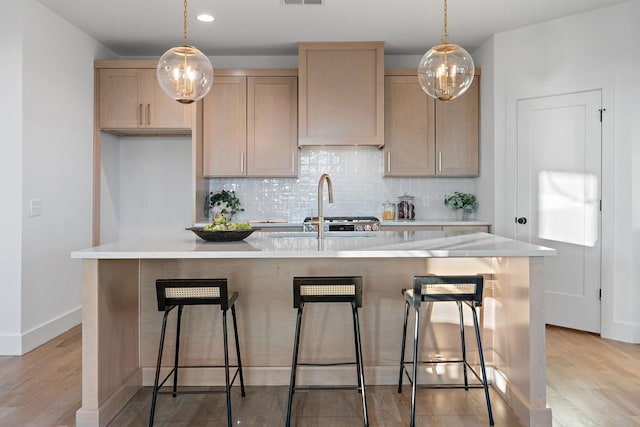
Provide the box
[186,227,256,242]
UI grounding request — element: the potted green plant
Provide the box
[206,190,244,222]
[444,192,478,220]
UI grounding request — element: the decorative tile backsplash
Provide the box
[209,146,476,222]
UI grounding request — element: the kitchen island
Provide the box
[71,230,554,427]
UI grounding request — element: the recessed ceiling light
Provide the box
[197,14,215,22]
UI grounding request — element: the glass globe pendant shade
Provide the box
[157,46,213,104]
[418,43,474,102]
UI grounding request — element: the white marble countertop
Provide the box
[71,230,554,259]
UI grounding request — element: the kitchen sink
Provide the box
[268,231,379,238]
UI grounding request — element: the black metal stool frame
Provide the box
[398,275,494,427]
[286,276,369,427]
[149,278,246,427]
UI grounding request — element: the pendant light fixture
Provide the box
[418,0,474,102]
[157,0,214,104]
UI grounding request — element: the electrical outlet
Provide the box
[30,199,41,217]
[138,197,148,208]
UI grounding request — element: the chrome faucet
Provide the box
[317,173,334,239]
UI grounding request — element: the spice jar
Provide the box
[382,201,396,220]
[397,194,416,220]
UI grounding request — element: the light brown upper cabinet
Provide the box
[435,76,479,176]
[298,42,384,146]
[384,75,436,176]
[202,74,298,177]
[384,70,479,177]
[98,65,192,134]
[202,76,247,177]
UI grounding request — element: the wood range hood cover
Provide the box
[298,41,385,147]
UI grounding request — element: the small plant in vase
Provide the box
[206,190,244,222]
[444,192,478,220]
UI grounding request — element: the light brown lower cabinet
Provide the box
[202,75,298,177]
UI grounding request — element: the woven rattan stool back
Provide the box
[411,275,483,306]
[293,276,363,307]
[156,278,229,311]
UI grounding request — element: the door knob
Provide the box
[516,217,527,225]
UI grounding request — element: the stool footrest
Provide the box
[293,385,363,392]
[400,361,486,386]
[156,366,242,391]
[297,361,358,367]
[414,384,487,390]
[157,388,232,396]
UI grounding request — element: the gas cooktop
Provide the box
[302,216,380,232]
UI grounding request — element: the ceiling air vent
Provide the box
[282,0,323,5]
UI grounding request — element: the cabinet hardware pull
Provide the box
[387,152,391,173]
[291,152,295,172]
[438,152,442,173]
[241,152,244,174]
[139,104,143,126]
[146,104,150,126]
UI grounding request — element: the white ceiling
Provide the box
[37,0,624,56]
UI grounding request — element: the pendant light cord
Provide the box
[183,0,189,47]
[442,0,449,44]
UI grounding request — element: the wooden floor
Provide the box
[0,325,638,426]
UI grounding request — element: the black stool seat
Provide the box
[286,276,369,427]
[398,275,494,427]
[149,278,245,427]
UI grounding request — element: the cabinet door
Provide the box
[247,76,298,177]
[384,75,436,176]
[202,76,247,177]
[298,42,384,146]
[145,70,192,129]
[435,76,479,176]
[99,69,145,129]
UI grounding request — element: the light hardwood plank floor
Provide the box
[0,325,638,426]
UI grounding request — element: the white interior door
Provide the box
[516,90,602,333]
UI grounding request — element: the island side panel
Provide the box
[492,256,551,427]
[76,259,140,427]
[138,257,497,386]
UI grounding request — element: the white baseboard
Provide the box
[602,319,640,344]
[0,333,22,355]
[0,307,82,355]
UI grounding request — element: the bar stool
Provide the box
[286,276,369,427]
[149,278,245,427]
[398,275,494,426]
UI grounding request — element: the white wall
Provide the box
[117,137,193,241]
[472,40,496,227]
[100,131,121,243]
[629,0,640,342]
[0,0,115,354]
[487,1,639,342]
[0,2,25,354]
